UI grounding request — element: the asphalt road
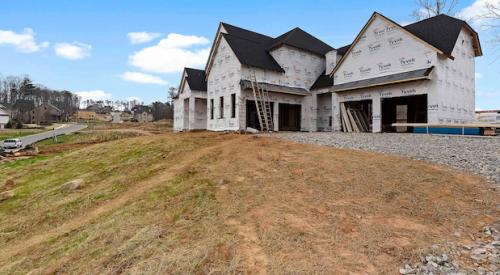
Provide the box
[0,124,87,151]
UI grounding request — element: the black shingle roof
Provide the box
[336,45,351,56]
[403,14,476,57]
[310,72,334,90]
[222,33,285,72]
[221,22,274,44]
[269,27,334,56]
[218,23,333,72]
[184,68,207,91]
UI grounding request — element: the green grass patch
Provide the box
[1,155,50,169]
[0,130,44,141]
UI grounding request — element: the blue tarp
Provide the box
[413,127,481,135]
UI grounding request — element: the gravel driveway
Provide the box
[268,132,500,185]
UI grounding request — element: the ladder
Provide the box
[249,71,274,132]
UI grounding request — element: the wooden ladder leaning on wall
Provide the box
[249,71,274,132]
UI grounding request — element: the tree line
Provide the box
[0,74,80,116]
[0,74,176,122]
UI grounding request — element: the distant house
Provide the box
[0,104,10,129]
[131,105,154,123]
[28,103,62,125]
[95,113,112,122]
[110,111,123,123]
[74,110,97,120]
[86,104,113,114]
[120,111,132,122]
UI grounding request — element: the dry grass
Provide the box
[36,130,145,154]
[88,120,172,134]
[0,132,497,274]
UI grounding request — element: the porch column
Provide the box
[273,102,279,131]
[189,95,196,130]
[372,98,381,133]
[331,93,341,132]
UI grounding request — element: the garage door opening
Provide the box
[279,103,301,131]
[246,100,274,131]
[340,100,372,132]
[381,94,427,132]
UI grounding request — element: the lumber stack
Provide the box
[340,103,370,132]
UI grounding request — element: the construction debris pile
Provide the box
[340,103,371,132]
[400,224,500,274]
[0,145,38,160]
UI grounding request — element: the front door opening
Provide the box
[381,94,427,132]
[246,100,274,131]
[279,103,301,131]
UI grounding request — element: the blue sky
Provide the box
[0,0,498,109]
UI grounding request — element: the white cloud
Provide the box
[54,41,92,60]
[0,28,49,53]
[76,90,112,101]
[475,72,484,79]
[457,0,499,25]
[128,96,141,102]
[129,33,210,73]
[121,71,167,85]
[127,32,162,44]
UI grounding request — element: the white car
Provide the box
[3,138,23,149]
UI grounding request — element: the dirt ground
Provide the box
[0,130,497,274]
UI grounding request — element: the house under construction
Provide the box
[173,12,482,133]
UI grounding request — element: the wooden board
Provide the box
[340,103,352,132]
[346,108,359,132]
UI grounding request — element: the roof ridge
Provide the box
[220,22,273,41]
[404,13,465,27]
[222,32,268,45]
[268,26,334,55]
[276,27,300,43]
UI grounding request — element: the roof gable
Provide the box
[404,14,482,57]
[207,22,334,75]
[222,33,284,72]
[331,12,450,75]
[269,27,334,56]
[184,68,207,91]
[205,22,281,76]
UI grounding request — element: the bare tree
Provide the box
[481,2,500,54]
[168,86,177,105]
[412,0,459,20]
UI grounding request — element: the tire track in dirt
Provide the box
[225,219,269,274]
[0,137,235,263]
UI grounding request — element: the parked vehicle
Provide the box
[2,138,23,149]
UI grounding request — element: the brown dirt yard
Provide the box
[0,130,498,274]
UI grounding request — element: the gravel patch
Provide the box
[400,223,500,274]
[267,132,500,185]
